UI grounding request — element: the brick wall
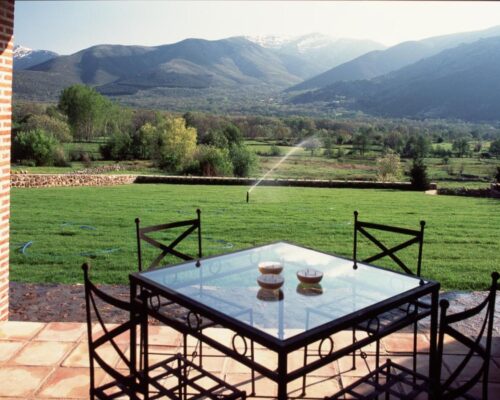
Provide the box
[0,0,14,321]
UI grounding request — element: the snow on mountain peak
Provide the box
[14,45,34,59]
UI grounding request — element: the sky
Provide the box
[14,1,500,54]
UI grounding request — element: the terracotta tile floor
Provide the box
[0,321,498,399]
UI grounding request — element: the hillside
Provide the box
[288,25,500,92]
[14,37,305,100]
[291,37,500,121]
[13,46,58,70]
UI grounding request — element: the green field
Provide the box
[10,184,499,290]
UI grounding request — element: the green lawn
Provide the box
[10,184,499,290]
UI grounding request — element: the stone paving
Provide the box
[0,321,499,399]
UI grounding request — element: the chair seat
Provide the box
[327,360,430,400]
[95,353,245,400]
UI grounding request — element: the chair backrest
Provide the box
[436,271,499,400]
[353,210,425,276]
[135,209,202,271]
[82,263,142,399]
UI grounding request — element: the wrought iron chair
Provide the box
[301,211,426,395]
[326,271,499,400]
[135,208,202,272]
[83,262,245,400]
[352,210,426,370]
[135,210,256,395]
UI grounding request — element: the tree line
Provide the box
[11,84,500,176]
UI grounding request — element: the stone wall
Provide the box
[11,174,137,188]
[0,0,13,321]
[11,173,442,191]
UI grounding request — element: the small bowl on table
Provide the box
[297,268,323,284]
[258,261,283,275]
[257,274,284,290]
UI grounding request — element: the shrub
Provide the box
[230,144,257,177]
[23,114,72,143]
[192,145,233,176]
[13,129,63,166]
[69,147,95,163]
[495,166,500,183]
[269,144,282,156]
[202,130,229,148]
[100,131,132,161]
[409,158,430,190]
[376,150,401,182]
[53,147,71,167]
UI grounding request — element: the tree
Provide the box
[22,114,72,143]
[489,139,500,158]
[452,138,470,157]
[403,135,430,159]
[194,145,233,176]
[353,131,370,155]
[202,129,229,148]
[376,150,402,182]
[322,136,334,158]
[230,144,257,177]
[409,158,430,190]
[58,84,112,141]
[303,137,321,156]
[149,117,197,171]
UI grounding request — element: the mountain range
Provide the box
[14,35,382,100]
[288,25,500,92]
[291,36,500,121]
[13,26,500,122]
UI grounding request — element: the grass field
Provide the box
[10,184,499,290]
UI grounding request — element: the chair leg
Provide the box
[413,321,418,384]
[385,361,391,400]
[302,344,308,396]
[352,328,357,370]
[250,340,256,396]
[375,339,380,383]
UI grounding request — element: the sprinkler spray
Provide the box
[246,191,249,203]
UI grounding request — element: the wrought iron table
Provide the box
[130,241,440,400]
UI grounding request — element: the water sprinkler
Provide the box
[246,191,249,203]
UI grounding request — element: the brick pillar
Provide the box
[0,0,14,321]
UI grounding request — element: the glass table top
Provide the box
[141,242,425,340]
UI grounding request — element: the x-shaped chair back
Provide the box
[135,209,202,271]
[353,210,425,276]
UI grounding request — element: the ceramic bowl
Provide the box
[297,268,323,284]
[258,261,283,275]
[257,273,284,290]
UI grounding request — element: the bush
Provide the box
[23,114,72,143]
[269,144,282,156]
[53,147,71,167]
[191,145,233,176]
[69,147,95,163]
[495,166,500,183]
[409,158,430,190]
[100,131,132,161]
[230,144,257,177]
[376,150,401,182]
[13,129,63,166]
